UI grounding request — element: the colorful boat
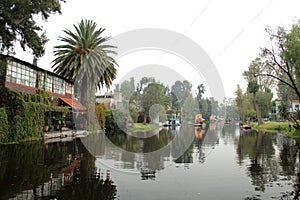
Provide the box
[194,114,206,127]
[163,117,181,127]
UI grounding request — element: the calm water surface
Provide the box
[0,123,299,200]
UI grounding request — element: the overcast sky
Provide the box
[13,0,300,98]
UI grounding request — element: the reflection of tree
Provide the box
[106,128,175,153]
[105,128,175,171]
[58,141,118,200]
[143,130,173,153]
[0,139,117,199]
[203,124,219,148]
[194,136,205,163]
[221,124,239,145]
[170,126,195,161]
[238,131,277,191]
[237,131,298,193]
[294,163,300,199]
[278,135,298,177]
[277,135,299,199]
[0,142,69,198]
[174,142,194,164]
[56,169,117,200]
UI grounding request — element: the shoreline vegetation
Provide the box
[127,123,160,133]
[251,121,300,139]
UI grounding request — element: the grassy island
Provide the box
[127,123,160,132]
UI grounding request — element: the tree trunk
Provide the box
[80,75,88,107]
[253,92,263,125]
[77,75,90,129]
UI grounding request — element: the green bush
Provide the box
[95,103,106,130]
[105,109,127,133]
[0,107,9,142]
[0,87,67,143]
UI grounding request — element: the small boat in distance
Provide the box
[240,124,251,130]
[194,114,206,128]
[163,117,181,127]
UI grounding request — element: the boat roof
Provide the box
[168,118,180,120]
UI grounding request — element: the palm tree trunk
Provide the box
[253,92,263,125]
[81,75,88,107]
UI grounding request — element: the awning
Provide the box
[59,97,86,111]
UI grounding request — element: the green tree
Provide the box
[260,21,300,102]
[52,19,117,106]
[0,0,65,58]
[141,83,166,123]
[200,98,209,119]
[258,21,300,128]
[225,103,238,120]
[120,77,135,101]
[277,74,298,106]
[182,94,196,122]
[243,58,263,125]
[235,85,246,122]
[278,102,289,121]
[195,83,205,112]
[171,80,192,106]
[137,77,156,94]
[132,77,156,114]
[256,88,273,119]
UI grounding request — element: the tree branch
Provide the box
[263,48,289,74]
[257,73,295,90]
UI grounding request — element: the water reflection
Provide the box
[90,125,220,179]
[0,140,117,200]
[1,123,300,199]
[237,130,299,198]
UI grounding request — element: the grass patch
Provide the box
[251,121,299,137]
[127,123,160,132]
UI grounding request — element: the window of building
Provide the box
[45,74,53,92]
[6,60,36,87]
[66,82,73,94]
[38,71,45,89]
[53,76,65,94]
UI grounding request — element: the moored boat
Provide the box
[240,124,251,130]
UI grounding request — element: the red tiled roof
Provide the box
[59,97,86,111]
[292,100,300,103]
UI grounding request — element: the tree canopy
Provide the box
[52,19,117,108]
[52,19,117,89]
[260,21,300,100]
[0,0,65,58]
[171,80,192,106]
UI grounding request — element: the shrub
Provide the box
[0,87,66,143]
[0,107,9,142]
[95,103,106,130]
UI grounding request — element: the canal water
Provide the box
[0,123,299,199]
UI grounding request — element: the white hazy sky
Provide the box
[13,0,300,98]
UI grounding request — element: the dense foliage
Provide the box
[0,107,9,142]
[0,0,65,57]
[114,77,224,124]
[104,109,127,133]
[95,103,106,130]
[238,20,300,128]
[0,87,67,143]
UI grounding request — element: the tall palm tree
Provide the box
[51,19,117,106]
